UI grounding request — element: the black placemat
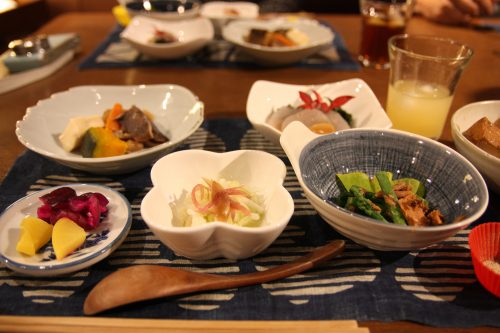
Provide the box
[79,23,361,71]
[0,119,499,327]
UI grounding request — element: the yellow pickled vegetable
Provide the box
[52,218,86,260]
[16,216,53,256]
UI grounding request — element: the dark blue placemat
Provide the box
[79,22,361,71]
[0,118,499,326]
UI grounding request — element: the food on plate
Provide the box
[224,7,240,16]
[334,171,445,227]
[245,28,309,47]
[266,89,354,134]
[58,103,169,158]
[463,116,500,158]
[181,178,265,227]
[150,28,177,44]
[37,186,109,230]
[58,115,105,152]
[16,216,54,256]
[52,217,86,260]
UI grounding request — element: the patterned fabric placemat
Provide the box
[79,23,361,71]
[0,119,499,326]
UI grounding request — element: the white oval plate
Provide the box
[246,78,392,145]
[0,184,131,276]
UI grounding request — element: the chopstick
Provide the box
[0,316,370,333]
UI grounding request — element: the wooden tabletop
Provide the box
[0,12,499,333]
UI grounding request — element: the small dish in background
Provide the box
[201,1,259,36]
[123,0,201,21]
[246,79,391,145]
[121,16,214,59]
[222,17,334,65]
[0,184,132,276]
[16,84,204,174]
[469,222,500,297]
[451,100,500,193]
[141,149,294,260]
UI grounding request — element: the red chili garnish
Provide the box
[329,95,355,109]
[191,179,251,222]
[298,90,354,114]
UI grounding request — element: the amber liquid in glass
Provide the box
[359,16,405,69]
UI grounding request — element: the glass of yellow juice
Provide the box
[386,35,473,139]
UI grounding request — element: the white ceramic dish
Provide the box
[451,100,500,193]
[280,122,489,251]
[201,1,259,36]
[0,184,131,276]
[121,16,214,59]
[222,17,334,65]
[122,0,201,21]
[16,84,204,174]
[247,79,392,145]
[141,149,294,259]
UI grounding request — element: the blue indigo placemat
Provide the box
[0,119,499,326]
[79,23,361,71]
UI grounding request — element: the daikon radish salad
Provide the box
[182,178,266,227]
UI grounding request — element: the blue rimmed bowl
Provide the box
[280,121,489,251]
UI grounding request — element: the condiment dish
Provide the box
[201,1,259,36]
[280,122,489,251]
[141,149,294,259]
[121,16,214,59]
[16,84,204,174]
[451,100,500,193]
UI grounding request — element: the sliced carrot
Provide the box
[272,33,296,47]
[104,103,124,131]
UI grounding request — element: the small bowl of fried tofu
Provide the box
[451,100,500,193]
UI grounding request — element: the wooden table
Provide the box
[0,12,499,333]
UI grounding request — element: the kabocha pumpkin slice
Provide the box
[80,127,128,158]
[52,217,86,260]
[16,216,53,256]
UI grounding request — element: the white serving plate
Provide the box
[0,184,131,276]
[121,16,214,59]
[246,78,392,145]
[222,17,334,65]
[16,84,204,174]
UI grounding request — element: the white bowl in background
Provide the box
[121,16,213,59]
[123,0,201,21]
[246,79,392,145]
[451,100,500,193]
[222,17,334,65]
[201,1,259,36]
[16,84,204,174]
[141,149,294,259]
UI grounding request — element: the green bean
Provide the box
[375,172,407,225]
[350,185,387,222]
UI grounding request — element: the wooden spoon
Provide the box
[84,239,345,315]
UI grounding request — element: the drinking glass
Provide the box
[358,0,414,69]
[386,34,473,139]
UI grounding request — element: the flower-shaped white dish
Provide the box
[16,84,204,174]
[201,1,259,36]
[121,16,214,59]
[123,0,201,21]
[0,184,131,276]
[222,17,334,65]
[141,149,294,259]
[451,100,500,193]
[280,122,489,251]
[247,79,392,145]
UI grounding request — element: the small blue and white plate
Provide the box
[0,184,131,276]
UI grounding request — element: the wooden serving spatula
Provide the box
[84,240,345,315]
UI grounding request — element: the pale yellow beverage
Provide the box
[386,80,453,139]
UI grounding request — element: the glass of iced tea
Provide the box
[358,0,414,69]
[386,35,473,139]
